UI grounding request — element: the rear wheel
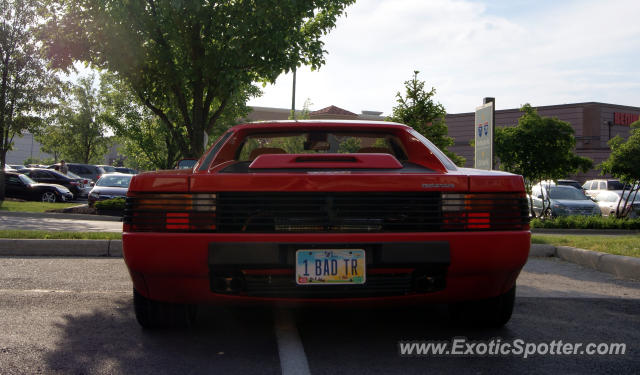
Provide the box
[133,288,197,329]
[41,191,57,203]
[450,284,516,328]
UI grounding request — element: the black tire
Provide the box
[41,191,57,203]
[543,208,553,219]
[133,288,197,329]
[450,284,516,328]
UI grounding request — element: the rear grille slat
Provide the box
[124,191,529,232]
[215,192,528,233]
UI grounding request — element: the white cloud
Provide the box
[249,0,640,115]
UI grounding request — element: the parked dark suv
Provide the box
[49,163,105,183]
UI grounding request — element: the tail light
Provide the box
[441,193,529,230]
[124,193,217,232]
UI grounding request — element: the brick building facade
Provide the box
[446,102,640,182]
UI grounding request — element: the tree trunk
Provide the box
[616,185,628,218]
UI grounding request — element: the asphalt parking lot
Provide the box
[0,256,638,374]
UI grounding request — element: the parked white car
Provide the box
[582,179,628,199]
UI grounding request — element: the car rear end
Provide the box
[122,122,530,327]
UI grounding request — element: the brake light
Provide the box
[124,193,217,232]
[441,193,528,230]
[166,212,189,230]
[467,212,490,229]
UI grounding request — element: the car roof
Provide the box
[67,163,100,167]
[229,120,408,132]
[99,173,134,177]
[23,167,62,172]
[23,168,72,177]
[550,185,576,189]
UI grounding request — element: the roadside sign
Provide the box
[474,102,494,170]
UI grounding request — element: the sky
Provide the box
[247,0,640,116]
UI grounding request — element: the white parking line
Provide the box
[274,309,311,375]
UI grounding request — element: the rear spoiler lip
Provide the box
[248,153,404,170]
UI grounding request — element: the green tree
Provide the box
[289,98,313,120]
[387,71,465,166]
[38,74,111,164]
[1,0,58,201]
[494,104,593,217]
[34,119,65,161]
[599,120,640,218]
[42,0,355,159]
[100,72,257,170]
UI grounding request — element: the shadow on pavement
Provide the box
[43,294,640,374]
[44,298,280,374]
[293,296,640,374]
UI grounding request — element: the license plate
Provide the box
[296,249,366,285]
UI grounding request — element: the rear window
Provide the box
[70,165,90,174]
[236,131,407,161]
[100,165,117,173]
[96,174,132,187]
[549,187,589,200]
[608,181,625,190]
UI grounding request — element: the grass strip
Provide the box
[532,234,640,258]
[0,201,78,213]
[0,230,121,240]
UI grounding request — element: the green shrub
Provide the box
[94,197,126,211]
[530,215,640,229]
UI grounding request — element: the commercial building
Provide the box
[446,102,640,181]
[6,102,638,182]
[4,133,53,165]
[247,102,640,182]
[245,105,384,122]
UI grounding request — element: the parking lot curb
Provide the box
[530,244,640,281]
[528,244,556,257]
[0,239,122,257]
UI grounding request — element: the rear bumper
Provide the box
[123,231,530,305]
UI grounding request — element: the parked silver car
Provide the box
[530,184,600,218]
[593,190,640,218]
[88,173,134,206]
